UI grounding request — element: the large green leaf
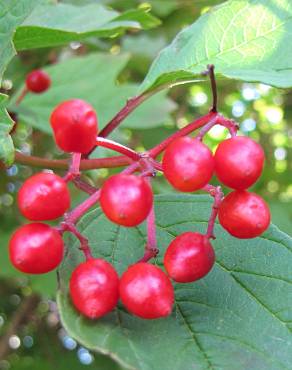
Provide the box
[14,3,160,50]
[58,194,292,370]
[140,0,292,92]
[10,53,176,134]
[0,94,14,166]
[0,0,41,82]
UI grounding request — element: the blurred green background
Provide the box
[0,0,291,369]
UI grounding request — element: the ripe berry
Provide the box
[119,263,174,319]
[18,172,70,221]
[100,174,153,227]
[70,258,119,319]
[50,99,98,154]
[164,232,215,283]
[214,136,264,190]
[25,69,51,93]
[162,137,214,192]
[9,223,64,274]
[218,190,270,238]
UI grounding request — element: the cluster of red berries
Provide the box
[9,69,270,320]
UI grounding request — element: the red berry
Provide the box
[50,99,98,154]
[218,190,270,238]
[9,223,64,274]
[25,69,51,93]
[214,136,264,190]
[100,174,153,227]
[70,258,119,319]
[18,172,70,221]
[164,232,215,283]
[162,137,214,192]
[119,263,174,319]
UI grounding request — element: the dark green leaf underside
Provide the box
[140,0,292,92]
[58,194,292,370]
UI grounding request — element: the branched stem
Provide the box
[11,64,228,265]
[63,153,81,182]
[203,184,224,239]
[14,112,217,170]
[196,114,239,141]
[59,222,93,260]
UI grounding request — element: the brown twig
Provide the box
[0,293,40,360]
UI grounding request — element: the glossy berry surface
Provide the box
[50,99,98,154]
[25,69,51,93]
[9,223,64,274]
[164,232,215,283]
[119,263,174,319]
[18,172,70,221]
[100,174,153,227]
[218,190,270,238]
[70,258,119,319]
[162,137,214,192]
[214,136,264,190]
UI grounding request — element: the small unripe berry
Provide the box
[120,263,174,319]
[50,99,98,154]
[70,258,119,319]
[164,232,215,283]
[100,174,153,227]
[25,69,51,93]
[218,190,270,238]
[18,172,70,221]
[214,136,264,190]
[9,223,64,274]
[162,137,214,192]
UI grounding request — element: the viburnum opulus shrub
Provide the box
[2,1,292,369]
[10,65,270,319]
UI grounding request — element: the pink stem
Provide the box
[137,180,158,263]
[215,115,239,137]
[59,222,93,260]
[149,111,217,158]
[96,137,140,161]
[16,87,28,106]
[98,94,149,138]
[72,176,97,195]
[203,184,224,239]
[65,189,101,225]
[197,114,239,141]
[63,153,81,182]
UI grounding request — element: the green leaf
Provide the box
[0,0,41,82]
[14,3,160,50]
[0,94,14,166]
[58,194,292,370]
[10,53,176,134]
[140,0,292,92]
